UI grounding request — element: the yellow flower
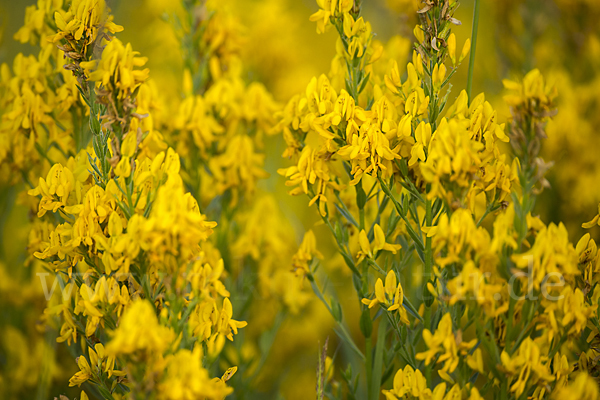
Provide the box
[373,224,401,254]
[194,298,247,357]
[309,3,333,34]
[291,230,324,279]
[217,298,248,342]
[220,366,238,382]
[80,39,148,99]
[69,343,125,387]
[14,2,55,45]
[278,145,344,216]
[343,16,371,59]
[467,348,484,374]
[404,87,429,117]
[412,50,424,77]
[582,202,600,229]
[403,64,423,96]
[343,14,364,39]
[309,0,353,34]
[386,61,424,98]
[460,38,471,63]
[447,261,507,318]
[208,134,269,201]
[500,338,554,397]
[447,33,457,65]
[426,209,493,270]
[503,68,557,112]
[382,365,430,400]
[49,0,122,45]
[68,353,92,387]
[419,118,484,200]
[431,63,447,91]
[361,270,410,323]
[544,286,593,342]
[576,232,599,284]
[551,372,600,400]
[356,224,401,263]
[413,25,425,44]
[408,121,431,166]
[384,61,402,95]
[511,222,579,290]
[416,313,474,373]
[173,95,224,157]
[158,349,233,400]
[106,299,175,356]
[28,163,77,217]
[142,174,218,263]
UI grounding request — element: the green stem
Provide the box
[424,199,433,307]
[308,274,365,361]
[500,381,508,400]
[423,199,433,384]
[377,177,425,259]
[360,208,366,231]
[369,316,388,400]
[365,336,373,397]
[466,0,480,103]
[321,214,362,278]
[477,201,499,227]
[424,199,433,276]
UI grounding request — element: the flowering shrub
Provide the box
[1,0,600,399]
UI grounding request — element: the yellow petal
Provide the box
[375,278,386,304]
[385,270,397,299]
[77,355,91,373]
[54,12,67,31]
[447,33,456,65]
[582,215,599,229]
[576,233,591,254]
[373,224,386,250]
[460,38,471,63]
[358,229,371,256]
[222,366,238,382]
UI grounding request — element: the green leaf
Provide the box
[333,326,365,361]
[360,308,373,338]
[89,113,101,136]
[356,182,367,210]
[75,84,91,107]
[331,298,343,322]
[334,202,359,228]
[87,154,102,176]
[403,297,423,322]
[358,72,371,94]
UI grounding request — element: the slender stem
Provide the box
[466,0,480,103]
[369,316,388,400]
[477,201,499,227]
[500,381,509,400]
[308,274,365,361]
[424,199,433,277]
[365,337,373,397]
[424,198,433,322]
[423,199,433,384]
[321,214,362,278]
[360,208,366,231]
[377,177,425,257]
